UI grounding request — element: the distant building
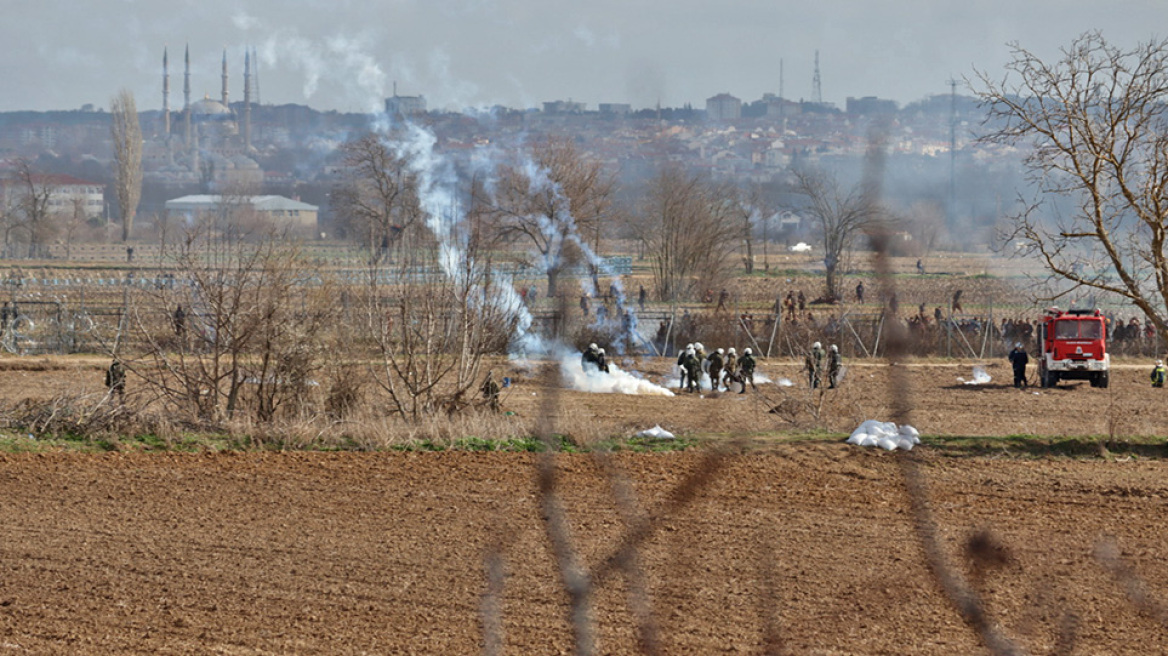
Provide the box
[542,100,586,115]
[0,173,104,220]
[598,103,631,116]
[385,94,427,118]
[846,96,898,115]
[164,194,318,230]
[705,93,742,120]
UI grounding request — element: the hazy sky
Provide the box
[2,0,1164,113]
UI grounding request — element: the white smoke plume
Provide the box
[958,365,992,385]
[559,353,674,397]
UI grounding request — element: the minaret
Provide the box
[243,49,252,151]
[162,47,170,136]
[221,49,229,107]
[183,44,192,149]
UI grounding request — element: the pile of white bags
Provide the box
[846,420,921,451]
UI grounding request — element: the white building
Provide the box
[0,173,105,220]
[164,194,318,231]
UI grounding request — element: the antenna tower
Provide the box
[813,51,822,104]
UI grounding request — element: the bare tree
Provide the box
[125,224,333,424]
[633,165,740,302]
[366,240,518,421]
[736,185,766,275]
[484,137,615,298]
[62,197,88,260]
[977,32,1168,344]
[110,89,143,242]
[12,159,54,258]
[790,165,879,301]
[332,132,423,259]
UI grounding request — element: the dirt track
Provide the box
[2,448,1168,654]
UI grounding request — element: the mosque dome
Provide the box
[191,97,233,118]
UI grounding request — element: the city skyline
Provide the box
[0,1,1163,114]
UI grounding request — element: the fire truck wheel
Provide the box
[1095,372,1109,389]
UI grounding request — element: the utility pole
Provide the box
[947,78,958,231]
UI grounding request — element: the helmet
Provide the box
[812,341,822,350]
[830,344,838,352]
[589,343,598,350]
[744,348,752,355]
[686,343,694,350]
[1015,342,1022,348]
[695,342,704,351]
[728,347,736,354]
[598,348,605,354]
[717,348,724,354]
[1158,360,1164,366]
[686,347,695,355]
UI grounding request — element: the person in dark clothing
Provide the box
[1008,342,1029,388]
[716,289,729,313]
[855,281,865,303]
[105,359,126,403]
[597,348,611,374]
[481,370,501,412]
[582,343,601,370]
[681,347,701,393]
[173,304,187,338]
[738,348,758,393]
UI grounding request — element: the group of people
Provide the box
[674,342,757,394]
[803,341,843,389]
[581,343,612,373]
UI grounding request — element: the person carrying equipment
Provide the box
[828,344,842,389]
[681,347,701,393]
[707,348,725,391]
[805,341,825,389]
[1152,360,1166,388]
[677,343,694,390]
[597,348,611,374]
[738,348,757,394]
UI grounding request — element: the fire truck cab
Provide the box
[1037,307,1109,388]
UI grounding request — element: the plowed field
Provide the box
[1,357,1168,653]
[2,448,1168,654]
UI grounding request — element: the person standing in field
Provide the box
[707,348,725,391]
[738,348,757,394]
[105,359,126,403]
[681,346,701,393]
[481,370,501,412]
[1008,342,1029,388]
[828,344,842,389]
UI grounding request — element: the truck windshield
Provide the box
[1054,320,1103,339]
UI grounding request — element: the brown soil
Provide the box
[2,449,1168,654]
[2,354,1167,653]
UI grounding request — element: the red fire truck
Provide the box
[1037,307,1109,388]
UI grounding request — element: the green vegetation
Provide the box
[0,429,699,454]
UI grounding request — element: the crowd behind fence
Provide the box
[0,276,1160,360]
